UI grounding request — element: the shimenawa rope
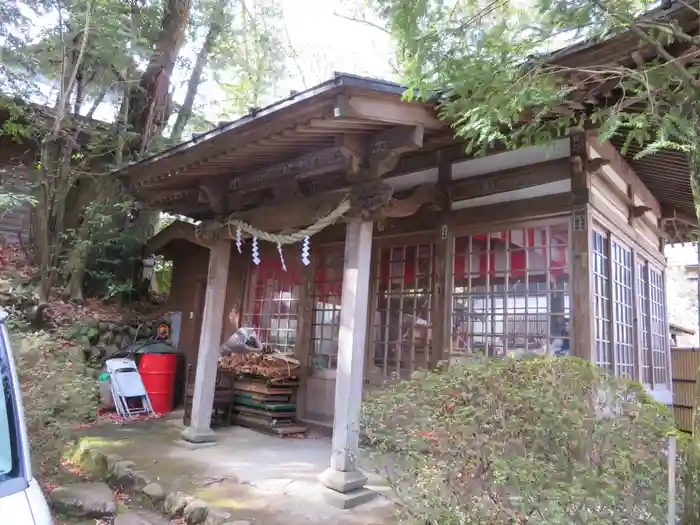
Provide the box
[220,196,351,245]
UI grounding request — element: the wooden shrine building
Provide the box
[119,7,700,506]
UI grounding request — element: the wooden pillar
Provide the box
[318,218,375,509]
[181,239,231,443]
[432,158,454,363]
[570,133,594,362]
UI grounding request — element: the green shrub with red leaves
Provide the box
[12,331,97,475]
[361,355,683,525]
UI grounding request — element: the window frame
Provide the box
[240,260,301,354]
[369,241,437,379]
[0,316,31,498]
[646,261,671,391]
[451,220,572,358]
[590,220,671,398]
[610,237,634,378]
[309,248,344,374]
[592,227,612,374]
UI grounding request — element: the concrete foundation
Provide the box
[180,426,217,444]
[77,412,397,525]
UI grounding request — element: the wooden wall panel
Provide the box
[587,136,664,260]
[671,347,700,433]
[591,180,628,223]
[166,242,210,368]
[304,376,336,426]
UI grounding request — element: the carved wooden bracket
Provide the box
[586,157,610,173]
[630,205,652,218]
[347,181,445,220]
[199,180,230,215]
[347,180,394,219]
[384,184,445,218]
[367,126,424,175]
[570,154,610,175]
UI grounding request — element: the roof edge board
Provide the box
[116,74,418,180]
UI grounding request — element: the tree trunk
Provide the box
[127,0,192,156]
[34,4,93,303]
[35,134,75,303]
[170,6,224,143]
[65,217,91,301]
[109,0,192,300]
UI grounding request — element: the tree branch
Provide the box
[281,11,307,89]
[594,0,699,90]
[334,11,390,35]
[52,0,93,136]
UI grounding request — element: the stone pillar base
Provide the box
[318,468,376,509]
[180,426,216,444]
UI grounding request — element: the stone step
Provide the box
[49,481,116,518]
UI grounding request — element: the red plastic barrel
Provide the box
[138,354,177,414]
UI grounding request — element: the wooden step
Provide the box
[233,397,296,411]
[233,413,307,436]
[233,380,294,395]
[235,405,297,419]
[234,391,290,403]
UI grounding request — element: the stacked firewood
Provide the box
[218,351,300,380]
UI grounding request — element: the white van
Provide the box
[0,309,52,524]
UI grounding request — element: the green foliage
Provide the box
[373,0,700,167]
[362,355,683,524]
[1,0,289,301]
[12,330,97,475]
[76,195,148,299]
[154,256,172,293]
[0,191,36,214]
[209,0,288,117]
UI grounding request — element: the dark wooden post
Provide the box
[432,155,454,364]
[570,133,595,362]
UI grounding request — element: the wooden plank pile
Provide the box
[219,351,306,436]
[231,377,307,436]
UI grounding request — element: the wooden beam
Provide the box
[661,206,698,227]
[231,146,361,192]
[451,158,570,201]
[334,94,444,130]
[447,193,572,231]
[202,182,444,236]
[145,189,198,206]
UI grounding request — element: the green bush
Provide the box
[362,355,682,525]
[12,330,98,474]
